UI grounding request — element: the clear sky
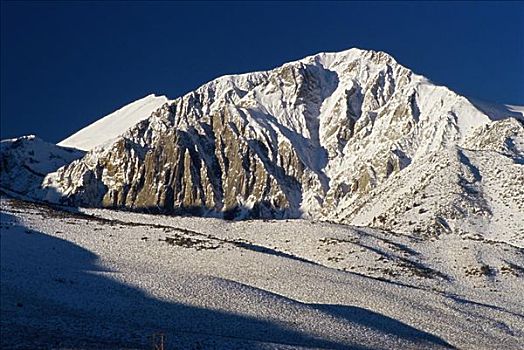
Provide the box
[1,1,523,142]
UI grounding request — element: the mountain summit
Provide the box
[58,94,169,151]
[2,48,523,243]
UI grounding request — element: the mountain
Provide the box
[58,94,168,151]
[0,135,84,197]
[2,48,523,244]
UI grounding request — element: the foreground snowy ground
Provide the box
[1,197,523,349]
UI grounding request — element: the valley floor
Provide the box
[1,197,523,349]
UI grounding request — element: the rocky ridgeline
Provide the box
[1,49,523,240]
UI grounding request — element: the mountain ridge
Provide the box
[1,48,522,245]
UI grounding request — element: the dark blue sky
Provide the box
[1,1,523,142]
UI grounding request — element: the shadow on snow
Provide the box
[0,209,453,349]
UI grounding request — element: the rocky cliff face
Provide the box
[7,48,524,239]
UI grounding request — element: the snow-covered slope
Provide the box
[58,94,169,151]
[2,197,523,349]
[0,135,84,197]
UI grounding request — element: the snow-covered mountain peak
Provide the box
[2,48,522,244]
[58,94,169,151]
